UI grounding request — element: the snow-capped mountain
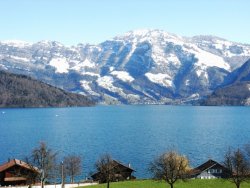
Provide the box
[1,29,250,104]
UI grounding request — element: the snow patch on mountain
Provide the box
[70,60,80,64]
[151,45,166,64]
[225,51,238,58]
[97,76,113,88]
[97,76,134,100]
[82,59,95,68]
[185,79,190,86]
[214,39,232,50]
[71,59,95,72]
[195,67,209,80]
[187,45,231,70]
[109,67,115,72]
[49,57,69,73]
[97,76,121,93]
[196,69,203,77]
[145,73,173,87]
[82,72,100,77]
[80,80,100,96]
[167,54,180,63]
[213,43,224,50]
[110,71,134,82]
[80,80,92,92]
[0,64,7,70]
[10,55,30,62]
[70,60,82,71]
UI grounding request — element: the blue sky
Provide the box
[1,0,249,45]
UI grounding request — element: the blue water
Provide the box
[0,105,250,179]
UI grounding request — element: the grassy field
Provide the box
[82,179,250,188]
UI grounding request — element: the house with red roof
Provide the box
[0,159,40,186]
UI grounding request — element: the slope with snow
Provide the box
[110,71,134,82]
[49,57,69,73]
[0,29,250,104]
[145,73,173,88]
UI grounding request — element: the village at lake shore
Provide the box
[1,142,250,188]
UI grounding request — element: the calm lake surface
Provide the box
[1,105,250,178]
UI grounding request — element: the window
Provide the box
[213,169,222,173]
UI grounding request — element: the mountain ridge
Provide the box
[1,29,250,104]
[2,29,250,47]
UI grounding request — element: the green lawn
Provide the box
[82,179,250,188]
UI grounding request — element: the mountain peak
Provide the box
[125,29,162,36]
[112,29,183,44]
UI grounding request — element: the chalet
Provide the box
[91,160,135,182]
[191,159,230,179]
[0,159,40,186]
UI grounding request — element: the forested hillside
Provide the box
[201,81,250,106]
[0,71,94,107]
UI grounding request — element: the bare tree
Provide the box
[30,142,57,188]
[63,154,82,183]
[94,154,116,188]
[224,147,250,188]
[149,151,190,188]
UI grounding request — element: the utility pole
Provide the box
[61,161,64,188]
[41,169,44,188]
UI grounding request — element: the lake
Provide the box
[0,105,250,179]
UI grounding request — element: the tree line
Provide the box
[23,142,119,188]
[15,142,250,188]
